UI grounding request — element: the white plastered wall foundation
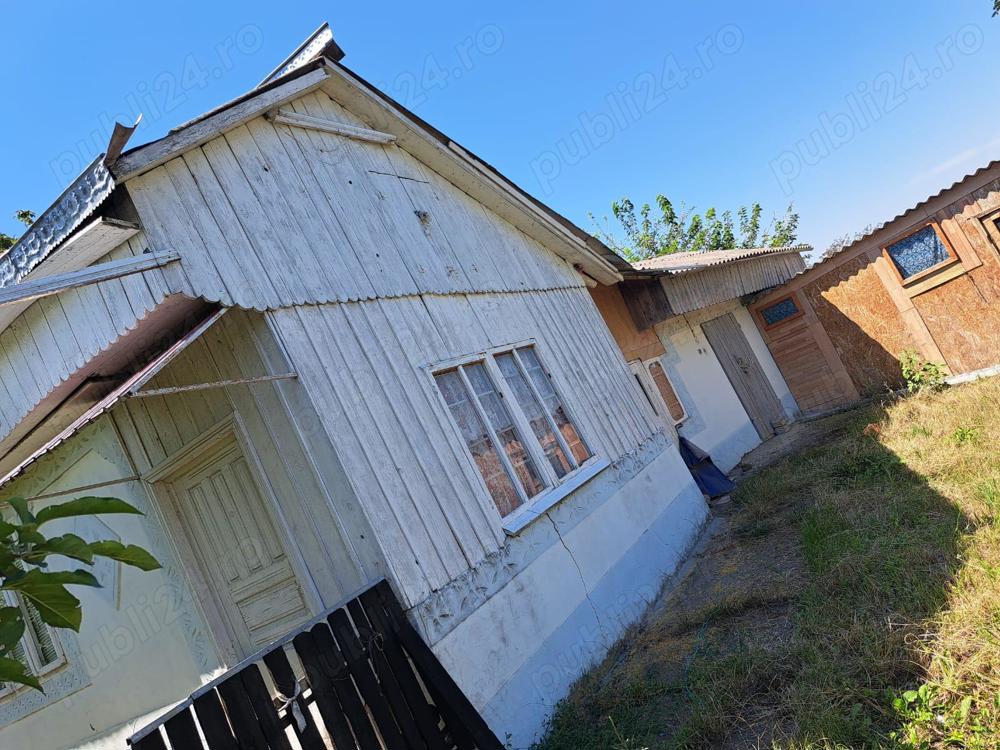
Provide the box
[424,437,708,747]
[654,300,798,472]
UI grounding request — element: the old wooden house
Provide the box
[749,161,1000,413]
[0,26,711,749]
[590,246,807,470]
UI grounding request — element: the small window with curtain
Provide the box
[629,359,686,425]
[759,295,801,327]
[434,345,593,520]
[883,223,957,282]
[0,592,63,697]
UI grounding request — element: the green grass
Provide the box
[534,378,1000,749]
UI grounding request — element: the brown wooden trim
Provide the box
[881,220,960,287]
[977,206,1000,258]
[754,292,805,331]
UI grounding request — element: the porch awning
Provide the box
[0,300,224,488]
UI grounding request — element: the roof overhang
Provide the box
[0,296,219,484]
[0,216,140,335]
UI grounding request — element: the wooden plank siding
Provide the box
[659,253,805,316]
[751,166,1000,411]
[0,230,172,450]
[267,287,660,606]
[109,308,380,609]
[125,91,584,311]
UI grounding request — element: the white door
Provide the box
[169,435,311,657]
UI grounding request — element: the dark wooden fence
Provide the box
[128,580,502,750]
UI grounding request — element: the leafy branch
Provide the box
[0,496,160,690]
[0,210,36,253]
[590,196,799,262]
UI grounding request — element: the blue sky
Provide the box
[3,2,1000,261]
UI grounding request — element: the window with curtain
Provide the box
[434,345,592,518]
[884,225,954,280]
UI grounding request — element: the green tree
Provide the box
[591,196,799,262]
[1,497,161,690]
[994,0,999,16]
[0,211,36,253]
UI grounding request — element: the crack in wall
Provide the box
[546,513,607,645]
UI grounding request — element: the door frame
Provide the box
[700,312,786,440]
[143,413,322,663]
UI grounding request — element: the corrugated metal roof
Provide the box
[799,158,1000,275]
[631,244,811,274]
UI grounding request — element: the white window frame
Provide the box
[431,340,609,535]
[629,357,687,426]
[0,591,65,700]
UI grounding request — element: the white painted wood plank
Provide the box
[287,93,420,297]
[200,136,311,306]
[178,148,280,310]
[0,251,180,308]
[266,109,396,144]
[222,124,340,303]
[244,117,372,301]
[267,306,428,601]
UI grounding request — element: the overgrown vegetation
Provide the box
[536,378,1000,749]
[591,197,799,262]
[900,349,947,393]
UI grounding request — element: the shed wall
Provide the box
[751,168,1000,410]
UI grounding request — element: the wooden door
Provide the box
[170,435,311,658]
[701,313,786,439]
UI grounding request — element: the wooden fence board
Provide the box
[192,690,239,750]
[128,579,502,750]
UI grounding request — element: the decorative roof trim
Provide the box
[257,22,344,87]
[0,157,115,288]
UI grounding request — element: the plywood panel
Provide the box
[802,256,913,394]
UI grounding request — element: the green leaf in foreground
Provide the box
[89,541,161,571]
[25,534,95,565]
[0,606,25,656]
[34,496,144,527]
[0,655,41,691]
[2,569,99,631]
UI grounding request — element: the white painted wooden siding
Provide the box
[0,231,170,446]
[267,286,660,606]
[125,92,583,310]
[110,309,380,608]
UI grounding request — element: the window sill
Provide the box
[502,457,611,536]
[901,258,965,297]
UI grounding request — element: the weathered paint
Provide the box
[654,300,796,471]
[431,445,708,747]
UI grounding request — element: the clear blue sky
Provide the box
[3,2,1000,261]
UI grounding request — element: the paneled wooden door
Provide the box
[169,434,311,659]
[701,312,786,439]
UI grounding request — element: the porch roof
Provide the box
[0,296,220,487]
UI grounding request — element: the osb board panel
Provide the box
[913,272,1000,373]
[802,256,913,394]
[589,284,666,363]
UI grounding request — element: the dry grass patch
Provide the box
[534,378,1000,749]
